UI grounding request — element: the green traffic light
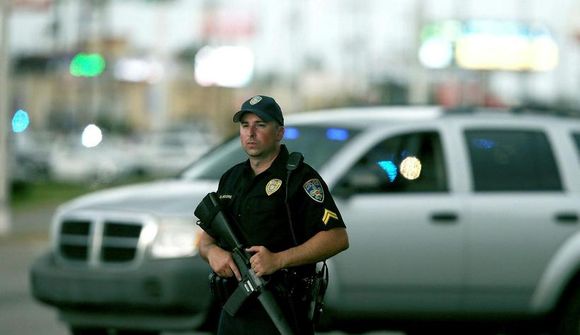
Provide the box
[70,53,106,77]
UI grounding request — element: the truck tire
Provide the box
[69,327,108,335]
[557,286,580,335]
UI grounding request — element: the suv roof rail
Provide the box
[444,105,510,116]
[510,104,580,118]
[443,104,580,119]
[444,106,480,115]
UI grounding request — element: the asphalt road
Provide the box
[1,204,60,334]
[0,236,397,335]
[0,234,69,335]
[0,206,398,335]
[1,203,547,335]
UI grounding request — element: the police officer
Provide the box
[198,95,349,335]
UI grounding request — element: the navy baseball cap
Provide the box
[233,95,284,126]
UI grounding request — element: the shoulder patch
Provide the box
[303,178,324,203]
[265,179,282,196]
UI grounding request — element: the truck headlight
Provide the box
[150,218,201,259]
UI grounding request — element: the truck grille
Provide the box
[59,219,91,261]
[58,217,145,266]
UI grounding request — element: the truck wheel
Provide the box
[557,286,580,335]
[69,327,108,335]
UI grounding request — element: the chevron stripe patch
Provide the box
[322,209,338,225]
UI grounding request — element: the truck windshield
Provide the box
[180,125,359,180]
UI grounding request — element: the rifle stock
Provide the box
[195,192,294,335]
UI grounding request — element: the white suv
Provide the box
[31,106,580,335]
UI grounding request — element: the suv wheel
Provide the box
[557,286,580,335]
[70,327,108,335]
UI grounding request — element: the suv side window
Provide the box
[338,131,448,194]
[465,129,562,192]
[573,133,580,160]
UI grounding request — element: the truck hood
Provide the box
[57,179,218,217]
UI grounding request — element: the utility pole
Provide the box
[289,0,303,113]
[0,0,11,235]
[151,0,170,131]
[409,0,429,105]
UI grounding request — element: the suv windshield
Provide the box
[181,125,360,180]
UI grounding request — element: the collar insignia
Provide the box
[322,209,338,225]
[266,179,282,196]
[304,178,324,203]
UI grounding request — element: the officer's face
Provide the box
[239,113,284,159]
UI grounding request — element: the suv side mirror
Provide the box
[333,169,382,198]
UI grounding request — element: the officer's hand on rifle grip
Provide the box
[246,246,282,277]
[207,245,242,281]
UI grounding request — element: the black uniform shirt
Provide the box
[216,145,345,254]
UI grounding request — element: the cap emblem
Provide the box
[249,95,263,105]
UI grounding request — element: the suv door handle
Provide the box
[430,212,459,224]
[555,212,579,224]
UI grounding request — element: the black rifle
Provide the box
[194,192,294,335]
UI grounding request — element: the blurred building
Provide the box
[7,0,580,137]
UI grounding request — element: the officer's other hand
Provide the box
[208,246,241,281]
[246,246,281,277]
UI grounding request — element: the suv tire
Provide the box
[557,286,580,335]
[69,327,108,335]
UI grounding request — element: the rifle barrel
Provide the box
[257,290,294,335]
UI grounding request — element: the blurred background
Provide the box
[1,0,580,233]
[2,0,580,235]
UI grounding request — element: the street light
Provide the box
[0,0,11,235]
[70,52,106,77]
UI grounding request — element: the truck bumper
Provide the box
[29,252,215,331]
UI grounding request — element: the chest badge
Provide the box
[266,179,283,196]
[304,178,324,203]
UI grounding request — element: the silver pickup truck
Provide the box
[31,106,580,335]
